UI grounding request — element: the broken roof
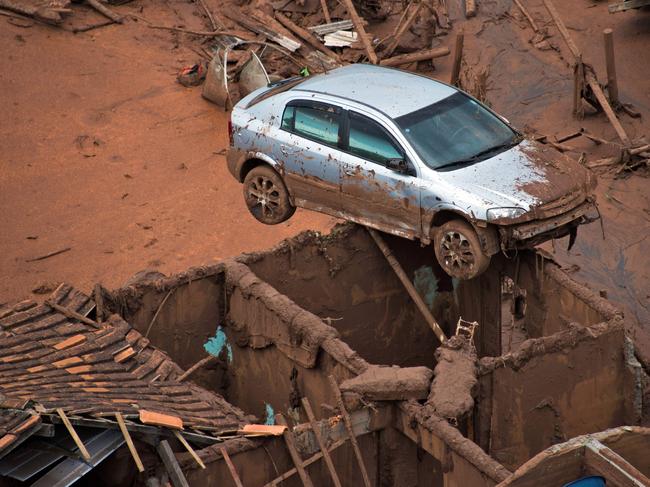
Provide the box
[292,64,457,118]
[0,284,248,459]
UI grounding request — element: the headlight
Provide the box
[486,207,526,221]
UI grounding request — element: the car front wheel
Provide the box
[243,165,296,225]
[433,219,491,280]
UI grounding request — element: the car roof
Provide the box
[290,64,458,119]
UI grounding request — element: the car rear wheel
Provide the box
[434,219,491,280]
[243,165,295,225]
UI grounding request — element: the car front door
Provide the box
[275,99,343,213]
[339,110,421,238]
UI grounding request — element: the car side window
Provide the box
[281,101,340,147]
[348,111,404,165]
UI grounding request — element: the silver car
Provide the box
[226,64,598,279]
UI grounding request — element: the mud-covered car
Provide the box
[226,64,599,279]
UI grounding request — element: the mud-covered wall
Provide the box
[477,321,635,471]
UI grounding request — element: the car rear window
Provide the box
[281,102,341,146]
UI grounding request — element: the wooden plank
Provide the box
[56,408,91,461]
[116,412,145,473]
[367,228,447,343]
[276,414,315,487]
[379,47,450,67]
[177,355,217,382]
[302,397,343,487]
[157,439,190,487]
[584,440,649,487]
[45,300,101,329]
[320,0,332,23]
[237,424,287,436]
[328,375,372,487]
[608,0,650,13]
[586,73,630,146]
[603,28,619,106]
[340,0,378,64]
[86,0,122,23]
[542,0,581,59]
[173,430,205,469]
[221,447,245,487]
[513,0,539,32]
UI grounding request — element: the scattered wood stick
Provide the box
[543,0,580,59]
[513,0,539,32]
[586,73,630,146]
[221,448,244,487]
[72,19,115,33]
[266,438,347,486]
[173,430,205,469]
[197,0,218,30]
[301,397,343,487]
[0,0,65,24]
[340,0,378,64]
[384,1,424,57]
[57,408,91,461]
[380,46,450,67]
[46,300,102,329]
[25,247,71,263]
[327,376,372,487]
[276,414,315,487]
[127,14,253,40]
[450,32,464,86]
[275,12,340,60]
[116,413,145,472]
[178,355,218,382]
[86,0,122,24]
[320,0,332,23]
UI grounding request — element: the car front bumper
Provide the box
[499,200,599,247]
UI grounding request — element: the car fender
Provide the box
[423,205,499,255]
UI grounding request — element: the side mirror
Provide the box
[386,158,408,174]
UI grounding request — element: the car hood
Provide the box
[433,139,589,210]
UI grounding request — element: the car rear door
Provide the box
[274,99,343,213]
[339,110,421,238]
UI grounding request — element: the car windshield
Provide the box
[395,92,519,170]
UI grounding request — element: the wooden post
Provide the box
[573,55,585,119]
[56,408,91,461]
[276,414,315,487]
[450,33,464,86]
[221,448,245,487]
[301,398,343,487]
[266,438,347,486]
[367,228,447,344]
[115,413,145,472]
[603,28,619,107]
[157,440,190,487]
[465,0,477,17]
[340,0,378,64]
[328,376,372,487]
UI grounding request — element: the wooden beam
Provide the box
[543,0,581,60]
[157,439,190,487]
[340,0,378,64]
[116,413,145,472]
[584,440,650,487]
[177,355,218,382]
[379,47,450,67]
[384,1,424,57]
[320,0,332,24]
[221,447,244,487]
[513,0,539,32]
[586,72,630,146]
[276,414,315,487]
[173,430,205,469]
[367,228,447,343]
[301,397,343,487]
[328,375,372,487]
[56,408,91,461]
[86,0,122,23]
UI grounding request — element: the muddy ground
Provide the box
[0,1,648,359]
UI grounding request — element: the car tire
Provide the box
[433,219,491,280]
[243,165,296,225]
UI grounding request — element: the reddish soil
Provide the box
[0,2,336,305]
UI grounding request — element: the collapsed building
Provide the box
[2,223,644,486]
